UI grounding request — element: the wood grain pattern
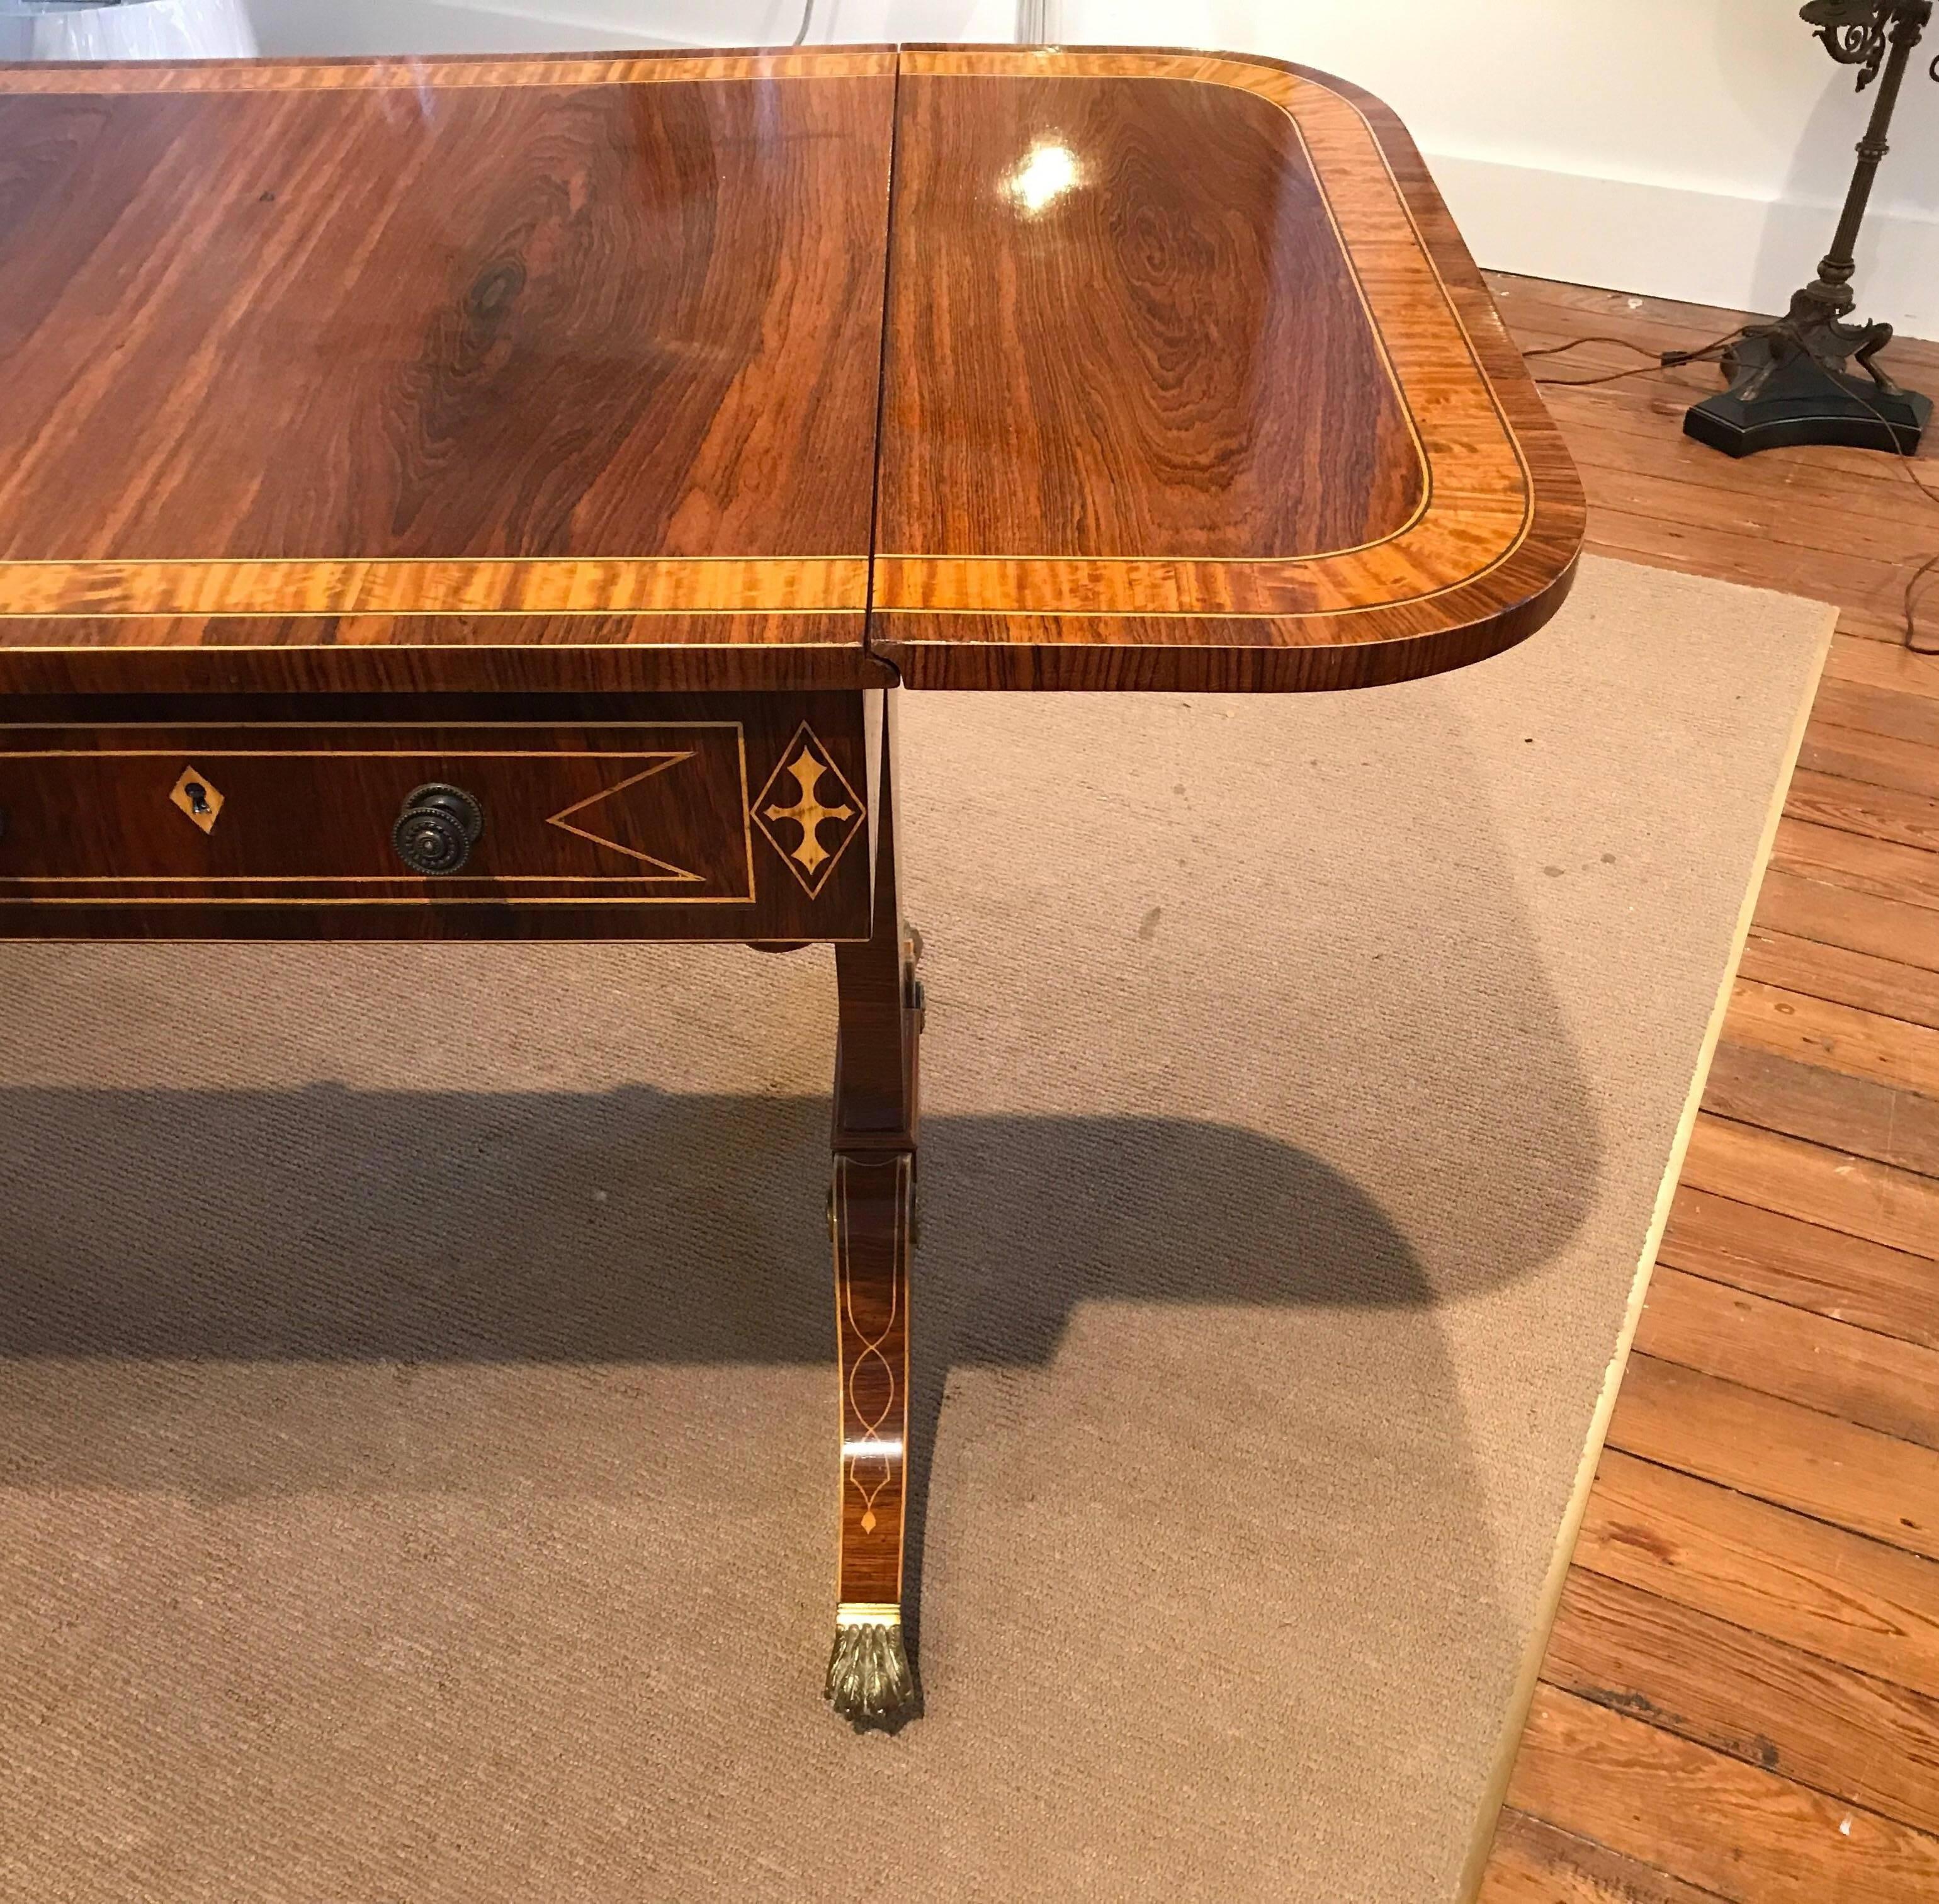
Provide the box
[1577,1451,1939,1701]
[0,560,868,618]
[1682,1114,1939,1261]
[1635,1269,1939,1454]
[869,46,1583,689]
[0,624,889,699]
[1738,925,1939,1032]
[1816,678,1939,749]
[1658,1187,1939,1349]
[0,50,898,93]
[1480,1809,1732,1904]
[1726,978,1939,1094]
[1826,636,1939,701]
[1703,1041,1939,1179]
[874,64,1427,562]
[1755,868,1939,974]
[1799,723,1939,800]
[1543,1569,1939,1838]
[1608,1356,1939,1562]
[1505,1685,1939,1903]
[0,50,896,693]
[1787,767,1939,854]
[1773,817,1939,912]
[0,46,1576,696]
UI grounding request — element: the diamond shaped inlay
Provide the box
[750,724,866,897]
[169,764,224,834]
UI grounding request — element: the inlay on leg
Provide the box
[825,703,922,1723]
[828,1148,916,1720]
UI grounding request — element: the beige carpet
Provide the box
[0,556,1830,1903]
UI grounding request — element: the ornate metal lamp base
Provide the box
[1686,0,1935,460]
[1685,298,1932,457]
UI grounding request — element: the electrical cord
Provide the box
[792,0,815,45]
[1905,547,1939,653]
[1527,328,1939,653]
[1524,327,1752,388]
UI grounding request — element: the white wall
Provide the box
[247,0,1020,57]
[249,0,1939,336]
[1088,0,1939,339]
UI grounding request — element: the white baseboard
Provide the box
[1426,150,1939,343]
[248,0,703,57]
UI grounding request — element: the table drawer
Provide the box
[0,701,874,939]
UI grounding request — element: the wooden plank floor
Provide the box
[1478,274,1939,1903]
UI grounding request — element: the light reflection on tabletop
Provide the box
[1004,139,1082,216]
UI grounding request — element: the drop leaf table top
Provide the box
[0,42,1585,1727]
[0,44,1583,697]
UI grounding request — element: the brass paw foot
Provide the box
[826,1605,917,1724]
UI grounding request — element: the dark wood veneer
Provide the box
[869,46,1585,691]
[0,50,898,693]
[0,43,1581,697]
[0,692,873,940]
[875,69,1424,561]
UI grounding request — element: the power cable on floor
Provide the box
[1524,327,1751,388]
[1526,331,1939,654]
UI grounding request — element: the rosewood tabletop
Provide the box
[0,43,1581,695]
[874,47,1582,689]
[0,43,1584,1725]
[0,48,901,696]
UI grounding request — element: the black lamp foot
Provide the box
[1685,337,1931,458]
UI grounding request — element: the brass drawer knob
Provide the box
[392,783,483,875]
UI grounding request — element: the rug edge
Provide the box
[1453,588,1838,1903]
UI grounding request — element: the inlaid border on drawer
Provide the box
[0,691,877,943]
[0,723,774,905]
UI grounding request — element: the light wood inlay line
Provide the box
[0,559,868,620]
[878,48,1533,625]
[0,51,898,94]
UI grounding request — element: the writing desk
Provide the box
[0,45,1583,1723]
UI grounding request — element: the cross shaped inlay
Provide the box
[764,748,855,876]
